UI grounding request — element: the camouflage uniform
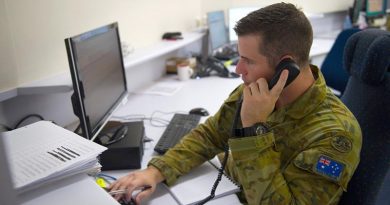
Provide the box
[149,66,362,205]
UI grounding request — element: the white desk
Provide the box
[106,75,244,204]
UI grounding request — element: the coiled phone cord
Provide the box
[196,97,243,205]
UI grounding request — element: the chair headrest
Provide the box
[344,29,390,85]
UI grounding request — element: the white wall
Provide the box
[201,0,354,13]
[1,0,202,90]
[0,0,18,91]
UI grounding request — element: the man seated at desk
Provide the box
[109,3,362,204]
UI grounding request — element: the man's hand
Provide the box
[241,70,289,127]
[108,166,165,204]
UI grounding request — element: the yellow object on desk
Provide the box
[96,177,107,188]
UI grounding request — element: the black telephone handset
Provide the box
[232,58,300,135]
[268,58,300,89]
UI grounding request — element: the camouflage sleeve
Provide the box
[148,85,243,186]
[228,129,361,205]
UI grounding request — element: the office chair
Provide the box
[321,28,361,96]
[338,29,390,205]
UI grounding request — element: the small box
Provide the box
[99,121,145,170]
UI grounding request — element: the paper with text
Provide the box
[3,121,107,193]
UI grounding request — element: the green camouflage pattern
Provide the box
[149,66,362,204]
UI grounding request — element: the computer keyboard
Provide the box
[154,113,201,154]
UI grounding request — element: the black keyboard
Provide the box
[154,113,201,154]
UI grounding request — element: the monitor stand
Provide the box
[97,121,145,170]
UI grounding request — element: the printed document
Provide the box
[2,121,107,193]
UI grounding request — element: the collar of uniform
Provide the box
[268,65,327,123]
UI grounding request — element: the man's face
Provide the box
[235,35,275,86]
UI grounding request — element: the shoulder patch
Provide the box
[314,155,344,181]
[331,136,352,153]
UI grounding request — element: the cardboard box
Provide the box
[166,57,196,74]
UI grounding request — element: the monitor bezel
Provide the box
[65,22,128,141]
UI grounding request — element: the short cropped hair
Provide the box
[234,2,313,68]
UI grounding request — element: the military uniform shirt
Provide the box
[149,66,362,205]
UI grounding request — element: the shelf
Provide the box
[124,32,204,68]
[0,32,204,102]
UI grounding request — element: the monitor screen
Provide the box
[228,7,258,42]
[207,10,229,50]
[65,22,127,140]
[366,0,387,17]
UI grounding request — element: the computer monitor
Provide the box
[366,0,387,17]
[388,0,390,9]
[65,22,128,141]
[351,0,388,24]
[207,10,229,50]
[228,7,258,42]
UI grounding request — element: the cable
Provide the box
[14,114,45,129]
[196,145,230,205]
[0,124,11,131]
[112,110,188,128]
[196,96,243,204]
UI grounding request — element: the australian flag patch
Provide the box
[315,155,344,181]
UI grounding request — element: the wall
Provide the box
[0,0,18,92]
[201,0,354,13]
[1,0,202,90]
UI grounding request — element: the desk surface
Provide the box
[106,75,243,204]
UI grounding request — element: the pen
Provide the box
[108,185,152,195]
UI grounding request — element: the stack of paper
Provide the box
[2,121,107,193]
[164,157,241,205]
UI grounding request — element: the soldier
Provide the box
[109,2,362,204]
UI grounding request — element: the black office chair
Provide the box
[338,29,390,205]
[321,28,361,96]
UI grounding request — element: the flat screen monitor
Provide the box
[207,10,229,50]
[366,0,387,17]
[228,7,258,42]
[65,22,128,140]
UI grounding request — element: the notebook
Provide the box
[164,157,241,205]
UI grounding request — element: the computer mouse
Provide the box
[189,108,210,116]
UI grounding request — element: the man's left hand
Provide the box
[241,70,289,127]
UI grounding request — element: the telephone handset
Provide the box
[232,58,301,135]
[268,58,300,89]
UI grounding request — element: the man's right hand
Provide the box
[108,166,165,204]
